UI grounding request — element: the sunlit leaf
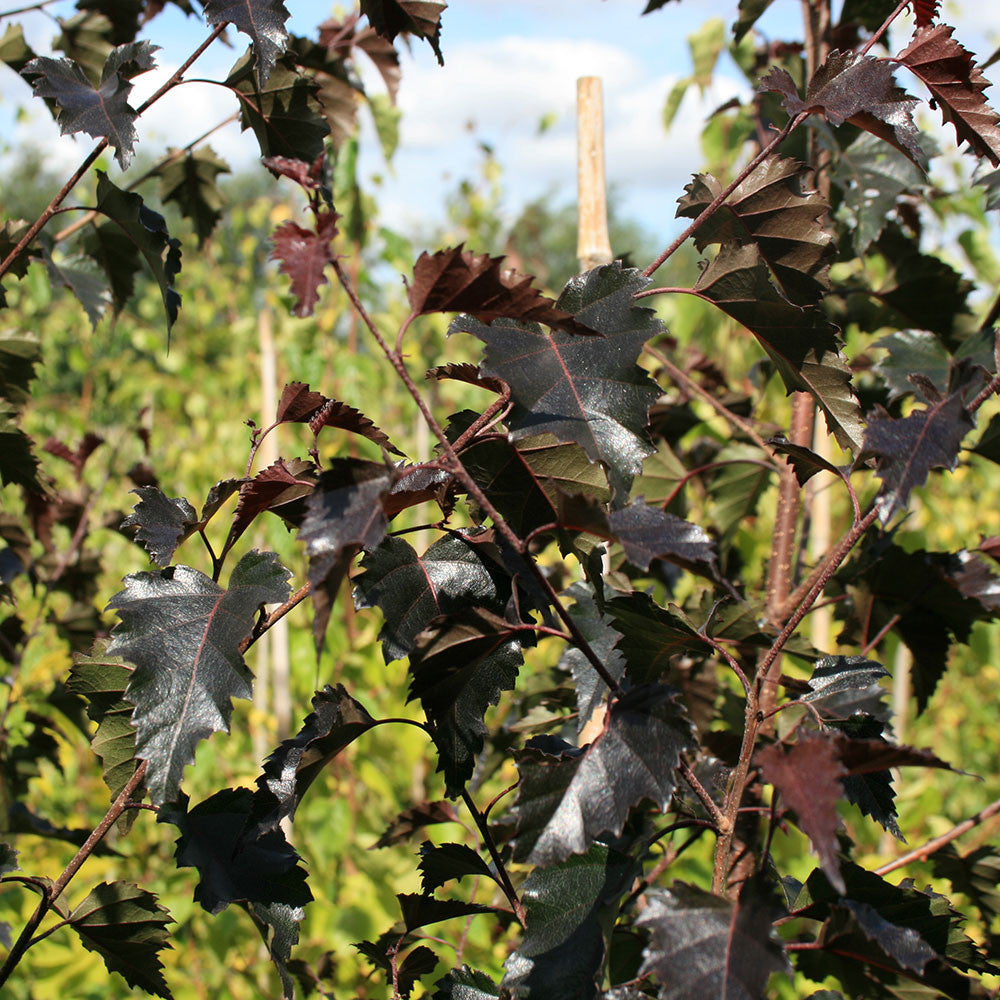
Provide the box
[108,550,291,804]
[802,655,890,722]
[433,966,499,999]
[270,210,339,317]
[607,591,704,685]
[121,487,196,567]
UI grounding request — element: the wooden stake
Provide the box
[577,76,613,272]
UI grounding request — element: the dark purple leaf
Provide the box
[408,606,522,794]
[121,487,197,568]
[157,146,230,247]
[204,0,290,87]
[108,549,291,804]
[354,938,438,999]
[693,243,864,452]
[360,0,445,65]
[22,41,158,168]
[609,500,719,578]
[418,842,498,894]
[409,246,597,336]
[637,878,790,1000]
[270,211,339,317]
[509,684,695,866]
[67,881,172,999]
[432,966,499,999]
[373,800,459,849]
[677,155,834,306]
[757,733,847,893]
[397,894,494,932]
[160,788,310,913]
[502,845,636,1000]
[425,361,506,394]
[898,25,1000,167]
[760,51,926,169]
[873,329,951,402]
[769,436,843,486]
[356,532,507,663]
[453,263,663,498]
[252,684,376,834]
[862,392,974,523]
[802,654,890,722]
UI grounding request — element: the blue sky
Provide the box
[2,1,999,243]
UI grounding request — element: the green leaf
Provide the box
[85,172,182,330]
[356,532,506,663]
[677,156,834,306]
[227,48,330,161]
[688,17,725,90]
[693,243,864,452]
[452,263,663,499]
[0,22,39,76]
[862,392,974,523]
[158,146,230,247]
[637,878,790,999]
[67,641,140,815]
[21,41,158,168]
[108,550,291,804]
[0,330,41,408]
[503,844,637,1000]
[433,966,500,999]
[67,881,173,999]
[418,842,498,894]
[873,330,951,402]
[204,0,290,87]
[509,685,695,866]
[408,606,522,795]
[831,132,924,253]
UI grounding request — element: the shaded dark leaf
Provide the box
[270,211,339,317]
[606,591,704,685]
[637,878,790,1000]
[397,893,494,932]
[760,51,926,169]
[829,715,902,840]
[21,41,158,168]
[677,155,833,306]
[204,0,290,87]
[509,684,695,866]
[830,733,954,776]
[354,938,438,999]
[356,532,506,662]
[757,733,847,893]
[558,582,626,735]
[410,246,597,336]
[426,361,506,394]
[245,900,302,1000]
[862,392,974,523]
[418,841,498,894]
[433,965,500,999]
[0,22,39,76]
[453,263,663,498]
[374,800,459,849]
[609,501,720,579]
[693,243,863,451]
[708,444,775,542]
[770,436,842,486]
[68,881,172,999]
[873,329,951,402]
[319,16,401,103]
[273,382,400,454]
[85,172,181,330]
[121,487,197,567]
[158,146,230,247]
[108,550,291,804]
[503,844,636,1000]
[227,49,330,161]
[930,845,1000,925]
[160,788,310,913]
[898,25,1000,167]
[408,606,522,794]
[252,684,376,834]
[361,0,445,65]
[733,0,776,41]
[43,250,112,329]
[831,132,924,253]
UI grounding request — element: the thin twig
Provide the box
[678,760,725,830]
[241,583,311,652]
[0,0,60,19]
[859,0,910,56]
[876,796,1000,876]
[0,762,148,989]
[643,113,806,277]
[459,788,526,925]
